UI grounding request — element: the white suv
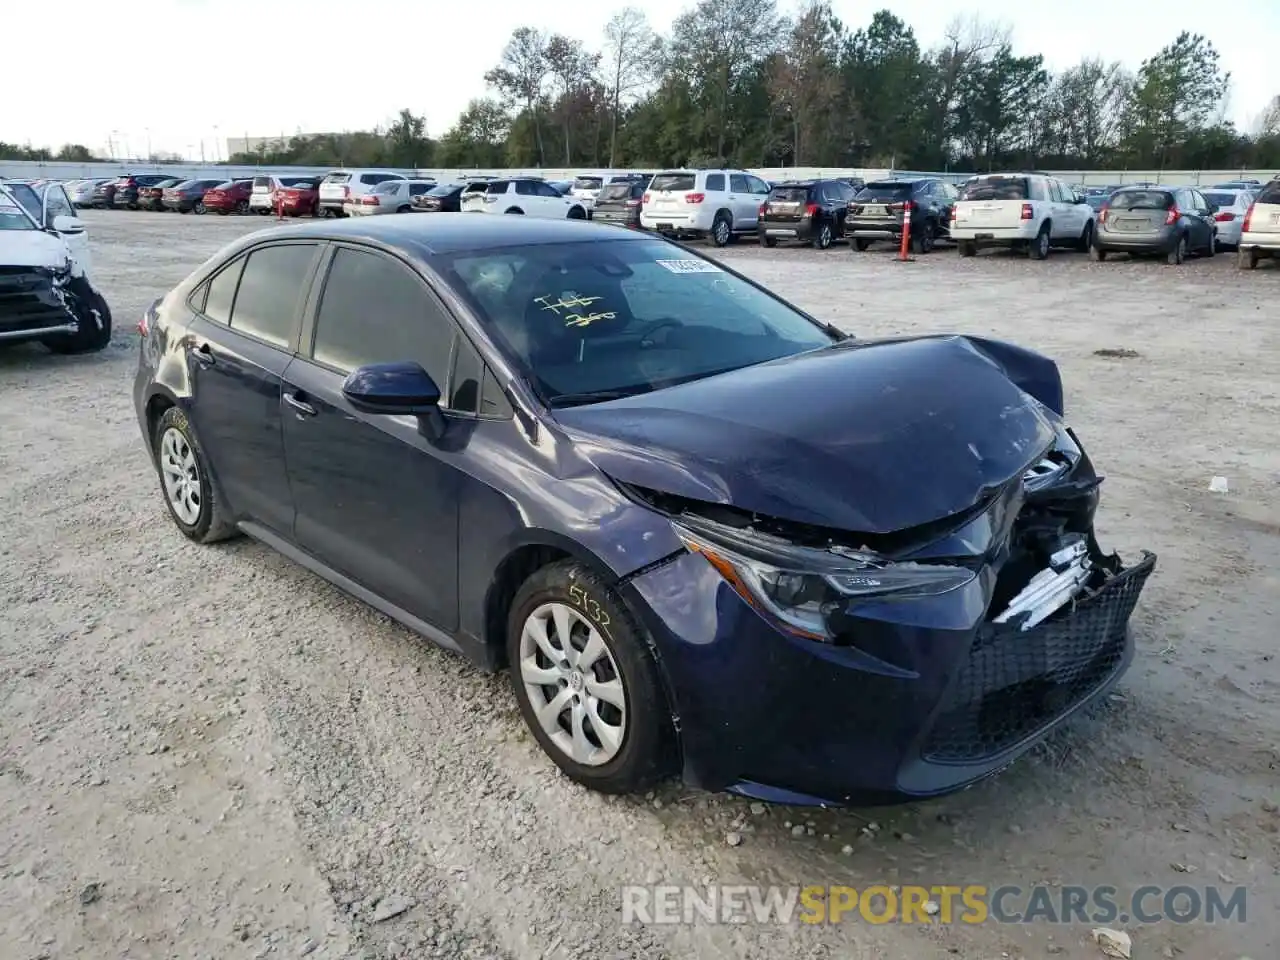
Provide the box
[1238,178,1280,270]
[317,169,407,217]
[460,178,589,219]
[639,169,771,246]
[950,173,1095,259]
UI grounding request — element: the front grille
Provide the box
[0,268,70,332]
[922,552,1156,763]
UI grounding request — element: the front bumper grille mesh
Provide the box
[922,551,1156,763]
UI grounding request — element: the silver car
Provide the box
[1200,188,1255,249]
[1091,186,1218,265]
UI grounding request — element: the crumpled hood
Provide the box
[0,231,68,271]
[553,335,1060,535]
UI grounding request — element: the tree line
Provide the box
[5,3,1280,173]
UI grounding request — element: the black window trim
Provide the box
[297,241,512,421]
[187,240,323,352]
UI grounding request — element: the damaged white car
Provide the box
[0,181,112,354]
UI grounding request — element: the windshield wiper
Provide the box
[547,389,641,408]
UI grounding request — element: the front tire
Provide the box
[193,200,206,215]
[507,560,672,794]
[1030,223,1051,260]
[44,287,112,354]
[151,406,238,544]
[1078,221,1094,252]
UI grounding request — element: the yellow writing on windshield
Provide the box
[536,293,618,328]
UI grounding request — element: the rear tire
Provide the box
[1237,247,1258,270]
[44,287,112,355]
[1089,245,1107,262]
[506,560,673,795]
[1078,221,1094,252]
[1030,223,1051,260]
[235,200,249,215]
[1166,234,1186,265]
[151,407,239,545]
[760,236,777,248]
[812,222,833,250]
[193,200,206,215]
[397,204,412,213]
[958,240,976,257]
[1204,232,1216,257]
[505,207,525,215]
[711,212,732,247]
[853,238,871,252]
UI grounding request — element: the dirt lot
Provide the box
[1,210,1276,960]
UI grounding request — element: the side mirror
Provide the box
[342,361,441,415]
[52,214,84,234]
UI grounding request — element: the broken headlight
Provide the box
[674,521,975,641]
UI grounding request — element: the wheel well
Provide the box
[505,206,523,215]
[714,207,732,224]
[144,395,174,451]
[568,205,585,218]
[484,544,572,669]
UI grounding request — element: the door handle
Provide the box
[283,392,317,417]
[192,342,215,367]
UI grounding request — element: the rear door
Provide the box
[251,176,275,205]
[763,183,809,225]
[646,171,697,226]
[184,242,322,534]
[319,172,350,206]
[1107,189,1173,234]
[281,244,461,631]
[955,176,1032,231]
[729,174,759,228]
[1245,180,1280,240]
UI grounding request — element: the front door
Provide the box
[281,244,462,631]
[41,185,93,279]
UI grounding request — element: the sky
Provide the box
[5,0,1276,160]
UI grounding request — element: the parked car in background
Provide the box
[0,182,112,353]
[112,174,180,210]
[132,214,1155,805]
[835,176,865,191]
[249,175,326,214]
[162,179,225,214]
[412,183,468,213]
[639,169,771,246]
[1212,179,1261,189]
[275,178,323,217]
[201,179,256,215]
[1091,185,1217,265]
[950,173,1093,259]
[68,179,109,208]
[344,179,437,216]
[569,173,651,211]
[91,179,120,207]
[461,178,590,219]
[546,180,575,196]
[137,178,183,211]
[1200,188,1255,249]
[1084,193,1111,213]
[846,177,958,253]
[758,178,857,249]
[589,178,648,228]
[1237,177,1280,270]
[317,169,408,217]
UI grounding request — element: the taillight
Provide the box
[1165,206,1180,226]
[805,203,819,217]
[759,203,767,216]
[624,199,639,207]
[684,192,705,204]
[949,207,957,221]
[1214,211,1235,222]
[342,185,350,199]
[137,311,149,337]
[1242,202,1255,232]
[1020,203,1034,220]
[642,192,651,204]
[1098,203,1109,225]
[362,196,379,205]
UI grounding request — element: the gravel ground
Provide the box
[1,211,1276,960]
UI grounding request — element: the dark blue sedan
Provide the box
[133,215,1155,805]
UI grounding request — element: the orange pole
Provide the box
[276,191,284,221]
[898,203,913,261]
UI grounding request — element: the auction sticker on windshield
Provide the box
[655,259,723,274]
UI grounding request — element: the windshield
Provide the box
[959,177,1029,201]
[597,182,636,202]
[0,192,35,230]
[4,183,42,222]
[768,185,811,203]
[322,172,352,184]
[1109,190,1172,210]
[1203,192,1238,207]
[281,177,316,188]
[573,177,604,190]
[435,238,835,405]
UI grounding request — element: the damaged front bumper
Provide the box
[619,429,1156,805]
[0,265,97,344]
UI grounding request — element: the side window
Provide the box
[705,173,725,193]
[750,176,771,195]
[447,335,512,418]
[409,183,431,196]
[1046,180,1062,202]
[200,256,246,325]
[228,244,318,348]
[515,180,538,196]
[1193,190,1209,212]
[729,174,750,193]
[535,182,561,197]
[310,247,454,389]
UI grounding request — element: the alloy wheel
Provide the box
[714,218,730,246]
[518,601,626,766]
[159,427,201,525]
[194,201,205,215]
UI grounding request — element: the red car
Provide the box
[276,177,323,217]
[201,179,255,215]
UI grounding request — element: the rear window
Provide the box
[1257,180,1280,204]
[253,177,273,189]
[574,177,604,190]
[322,173,352,184]
[650,173,696,192]
[1108,190,1173,210]
[855,182,912,201]
[281,177,317,187]
[598,182,636,201]
[427,184,461,197]
[768,185,811,202]
[959,177,1030,201]
[1203,192,1238,207]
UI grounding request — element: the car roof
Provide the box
[251,212,654,257]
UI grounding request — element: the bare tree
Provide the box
[484,28,550,164]
[1261,95,1280,136]
[602,8,660,166]
[545,35,601,165]
[769,1,842,164]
